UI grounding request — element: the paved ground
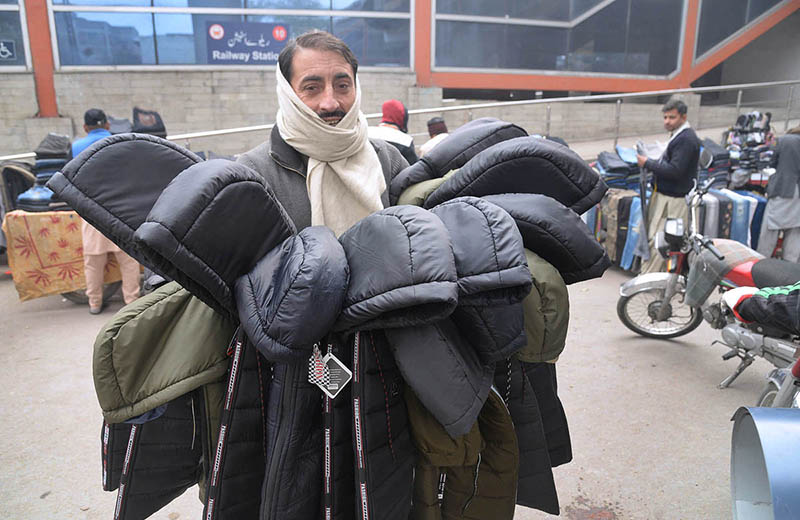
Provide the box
[0,257,775,520]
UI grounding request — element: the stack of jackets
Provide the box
[47,118,611,520]
[594,149,640,191]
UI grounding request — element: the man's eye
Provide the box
[337,83,351,90]
[304,85,318,92]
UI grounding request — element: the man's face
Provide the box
[289,47,356,126]
[663,109,687,132]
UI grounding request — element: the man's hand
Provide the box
[636,154,648,167]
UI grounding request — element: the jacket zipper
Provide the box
[261,361,299,519]
[205,328,244,520]
[102,421,110,490]
[352,332,370,520]
[323,342,334,520]
[114,423,140,520]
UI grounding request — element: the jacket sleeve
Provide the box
[645,136,697,182]
[736,282,800,336]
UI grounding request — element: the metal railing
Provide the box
[2,79,798,162]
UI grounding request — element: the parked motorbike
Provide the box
[713,292,800,389]
[617,178,800,385]
[617,178,742,338]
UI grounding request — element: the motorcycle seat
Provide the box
[751,258,800,289]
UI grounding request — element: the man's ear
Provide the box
[104,121,111,130]
[83,124,90,133]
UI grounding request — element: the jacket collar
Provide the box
[269,125,306,177]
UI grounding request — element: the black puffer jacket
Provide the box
[385,198,532,438]
[483,193,611,285]
[389,118,527,205]
[424,136,607,213]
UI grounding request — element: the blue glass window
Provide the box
[154,0,245,8]
[246,0,329,8]
[154,14,243,64]
[436,0,608,21]
[696,0,748,56]
[0,11,26,66]
[55,12,156,65]
[435,0,681,76]
[333,16,408,67]
[747,0,781,22]
[436,21,568,70]
[52,0,151,6]
[246,15,331,37]
[332,0,410,12]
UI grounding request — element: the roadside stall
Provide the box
[2,210,121,301]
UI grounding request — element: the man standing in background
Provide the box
[636,99,700,273]
[419,117,449,157]
[757,126,800,261]
[72,108,141,314]
[368,99,418,165]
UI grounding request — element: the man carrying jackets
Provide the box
[636,99,700,273]
[237,30,408,235]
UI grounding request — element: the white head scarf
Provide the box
[275,63,385,236]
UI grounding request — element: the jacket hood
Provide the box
[46,133,202,265]
[134,159,295,316]
[335,205,458,333]
[235,226,350,362]
[429,196,531,306]
[389,118,527,204]
[483,193,610,284]
[423,136,607,214]
[93,281,235,423]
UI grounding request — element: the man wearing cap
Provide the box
[368,99,418,165]
[419,117,449,157]
[72,108,141,314]
[237,31,408,236]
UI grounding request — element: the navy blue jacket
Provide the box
[645,127,700,197]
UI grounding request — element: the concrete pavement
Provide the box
[0,258,775,519]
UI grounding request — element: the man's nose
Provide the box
[318,85,339,112]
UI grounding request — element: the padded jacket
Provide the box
[389,118,527,205]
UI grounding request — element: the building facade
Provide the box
[1,0,798,154]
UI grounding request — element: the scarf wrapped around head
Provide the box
[381,99,409,133]
[275,63,385,236]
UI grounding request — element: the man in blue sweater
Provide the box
[72,108,112,157]
[636,99,700,273]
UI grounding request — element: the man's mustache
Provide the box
[318,110,346,120]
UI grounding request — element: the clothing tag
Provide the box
[308,345,352,400]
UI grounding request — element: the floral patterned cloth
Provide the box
[2,210,121,301]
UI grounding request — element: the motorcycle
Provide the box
[617,178,800,386]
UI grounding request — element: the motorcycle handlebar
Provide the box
[702,238,725,260]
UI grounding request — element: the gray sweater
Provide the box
[237,125,409,229]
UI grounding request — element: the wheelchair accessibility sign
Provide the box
[0,41,15,61]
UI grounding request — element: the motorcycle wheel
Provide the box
[756,381,780,407]
[616,288,704,339]
[61,281,122,305]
